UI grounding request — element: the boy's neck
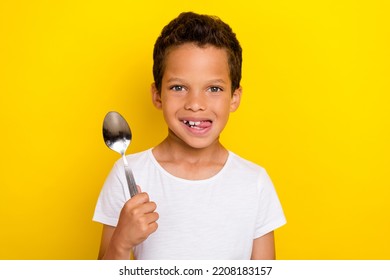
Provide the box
[152,136,229,180]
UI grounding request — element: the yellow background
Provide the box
[1,0,389,259]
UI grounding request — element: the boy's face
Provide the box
[152,43,242,150]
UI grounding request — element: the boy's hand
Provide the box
[109,188,159,255]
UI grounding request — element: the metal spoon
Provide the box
[103,111,138,197]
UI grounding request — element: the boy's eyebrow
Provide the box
[166,77,186,84]
[166,77,227,84]
[208,79,227,84]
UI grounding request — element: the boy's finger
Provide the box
[147,221,158,235]
[125,192,150,207]
[144,211,159,224]
[136,201,157,215]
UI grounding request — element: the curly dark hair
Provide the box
[152,12,242,93]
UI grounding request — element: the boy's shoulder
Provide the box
[228,151,267,176]
[113,148,152,168]
[126,148,151,160]
[226,151,273,191]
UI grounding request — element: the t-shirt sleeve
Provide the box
[253,169,286,239]
[93,162,128,227]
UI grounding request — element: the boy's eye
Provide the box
[208,86,223,93]
[170,85,185,91]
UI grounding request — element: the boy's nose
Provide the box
[184,92,206,111]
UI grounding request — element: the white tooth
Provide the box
[189,121,195,126]
[195,121,201,125]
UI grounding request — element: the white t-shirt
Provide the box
[93,149,286,259]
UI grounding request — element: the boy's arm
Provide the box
[250,231,276,260]
[98,225,121,259]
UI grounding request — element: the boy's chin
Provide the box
[181,138,221,150]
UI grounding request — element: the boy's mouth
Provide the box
[181,120,212,129]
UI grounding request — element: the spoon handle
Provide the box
[124,165,138,197]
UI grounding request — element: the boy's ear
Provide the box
[151,83,162,109]
[230,86,242,112]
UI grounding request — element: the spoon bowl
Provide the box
[103,111,138,197]
[103,111,131,156]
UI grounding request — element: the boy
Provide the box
[93,12,286,260]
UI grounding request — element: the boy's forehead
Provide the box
[164,43,229,71]
[165,43,228,67]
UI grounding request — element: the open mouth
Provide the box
[181,120,212,130]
